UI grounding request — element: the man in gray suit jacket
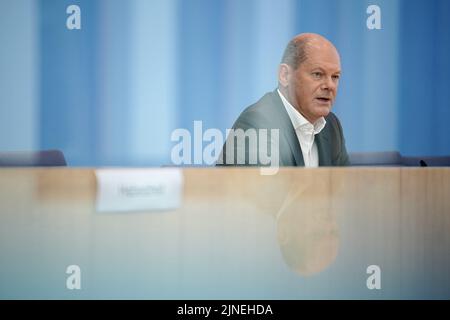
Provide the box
[217,33,349,167]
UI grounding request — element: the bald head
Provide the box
[281,33,339,70]
[278,33,341,123]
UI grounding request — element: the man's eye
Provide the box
[332,75,340,81]
[312,72,322,78]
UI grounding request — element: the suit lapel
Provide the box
[269,90,304,166]
[316,127,331,166]
[285,126,304,166]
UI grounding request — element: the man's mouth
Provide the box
[315,97,331,103]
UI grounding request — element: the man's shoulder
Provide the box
[325,111,338,125]
[323,111,346,147]
[233,91,282,129]
[324,112,343,130]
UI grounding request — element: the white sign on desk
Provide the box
[95,168,183,212]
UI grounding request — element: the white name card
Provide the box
[95,168,183,213]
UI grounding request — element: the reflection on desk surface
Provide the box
[0,167,449,299]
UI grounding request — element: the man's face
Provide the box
[284,43,341,123]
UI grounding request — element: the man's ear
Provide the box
[278,64,290,88]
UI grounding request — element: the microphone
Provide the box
[419,159,428,167]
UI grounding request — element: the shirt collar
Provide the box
[277,89,326,135]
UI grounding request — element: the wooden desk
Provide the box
[0,168,449,299]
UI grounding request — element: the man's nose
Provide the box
[321,76,336,91]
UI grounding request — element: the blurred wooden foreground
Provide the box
[0,167,449,299]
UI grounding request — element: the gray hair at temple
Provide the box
[280,37,310,70]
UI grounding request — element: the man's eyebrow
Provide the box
[309,67,327,74]
[310,66,341,74]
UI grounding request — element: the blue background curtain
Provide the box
[1,0,449,166]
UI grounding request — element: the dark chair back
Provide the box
[349,151,402,166]
[402,156,450,167]
[0,150,67,167]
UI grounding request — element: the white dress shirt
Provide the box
[277,89,326,167]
